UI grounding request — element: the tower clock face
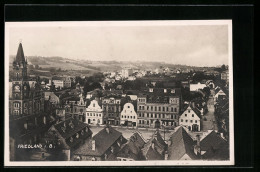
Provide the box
[14,85,20,92]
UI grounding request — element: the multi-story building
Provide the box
[137,88,182,128]
[65,94,86,122]
[179,104,201,131]
[102,96,121,125]
[9,43,55,161]
[86,98,103,125]
[50,76,71,89]
[121,67,133,78]
[120,103,138,127]
[221,70,229,83]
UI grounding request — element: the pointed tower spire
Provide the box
[15,43,26,63]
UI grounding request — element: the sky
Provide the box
[7,21,230,67]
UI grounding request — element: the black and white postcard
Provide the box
[5,20,234,166]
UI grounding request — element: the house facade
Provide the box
[86,99,103,125]
[102,96,121,125]
[120,103,138,127]
[137,88,181,128]
[179,104,201,131]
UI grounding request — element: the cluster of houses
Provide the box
[9,43,229,162]
[43,79,216,134]
[37,122,229,161]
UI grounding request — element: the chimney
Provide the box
[167,140,172,146]
[24,120,28,130]
[195,134,201,155]
[191,102,195,108]
[164,151,168,160]
[91,140,96,151]
[106,127,110,134]
[151,142,155,149]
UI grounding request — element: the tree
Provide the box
[221,64,226,71]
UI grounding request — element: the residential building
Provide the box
[141,129,167,160]
[121,68,133,78]
[65,94,86,122]
[44,92,60,105]
[200,130,229,160]
[43,118,92,161]
[167,126,198,160]
[102,96,121,125]
[116,132,146,161]
[179,104,201,131]
[50,76,71,89]
[86,98,103,125]
[120,103,138,127]
[190,82,207,92]
[221,70,229,82]
[214,87,228,102]
[137,88,181,128]
[72,125,127,161]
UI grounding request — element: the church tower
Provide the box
[9,42,44,117]
[13,43,28,80]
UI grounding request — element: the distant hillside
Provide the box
[9,55,215,73]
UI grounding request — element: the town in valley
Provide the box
[9,42,230,162]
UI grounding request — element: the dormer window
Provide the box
[70,137,73,142]
[81,130,84,135]
[76,133,79,138]
[171,89,175,93]
[164,89,167,93]
[149,88,153,92]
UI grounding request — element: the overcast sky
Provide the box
[8,22,229,67]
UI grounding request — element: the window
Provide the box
[175,108,177,112]
[93,103,95,107]
[155,107,157,111]
[133,116,135,119]
[159,107,161,111]
[147,121,149,124]
[87,113,89,116]
[147,106,149,110]
[185,120,188,122]
[171,107,173,112]
[195,120,197,123]
[171,115,173,119]
[122,115,123,118]
[163,107,165,111]
[166,107,169,112]
[192,114,194,117]
[159,114,161,118]
[181,119,183,122]
[190,120,193,123]
[188,110,190,113]
[155,114,157,118]
[151,114,153,118]
[151,106,153,111]
[14,103,19,108]
[185,114,187,117]
[139,106,141,110]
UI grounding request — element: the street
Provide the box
[202,89,218,131]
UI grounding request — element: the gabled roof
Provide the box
[15,43,26,63]
[168,126,197,160]
[181,104,202,119]
[202,141,229,160]
[200,130,228,152]
[116,132,146,160]
[142,130,167,160]
[74,126,126,157]
[53,117,90,140]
